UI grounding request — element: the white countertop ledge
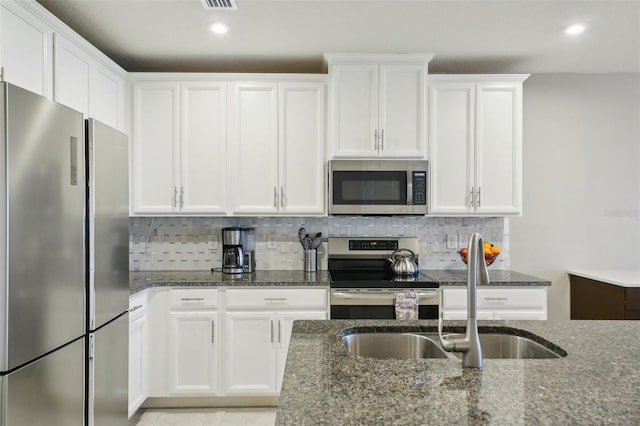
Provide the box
[568,269,640,288]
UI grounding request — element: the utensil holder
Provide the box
[303,249,317,272]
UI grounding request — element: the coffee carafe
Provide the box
[222,227,244,274]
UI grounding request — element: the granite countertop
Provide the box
[129,269,550,294]
[424,270,551,287]
[568,269,640,288]
[276,319,640,425]
[129,270,331,294]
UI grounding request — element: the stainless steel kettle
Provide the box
[387,248,418,276]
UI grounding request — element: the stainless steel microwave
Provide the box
[329,160,428,215]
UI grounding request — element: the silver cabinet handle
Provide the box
[280,186,285,208]
[173,186,178,208]
[374,129,378,150]
[270,320,274,343]
[469,189,475,208]
[484,297,508,301]
[277,320,282,343]
[179,186,184,208]
[180,297,205,302]
[211,320,215,344]
[273,186,278,208]
[477,186,481,207]
[128,305,143,313]
[380,129,384,150]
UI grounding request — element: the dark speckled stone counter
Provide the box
[423,270,551,287]
[276,319,640,425]
[130,269,549,294]
[129,270,331,294]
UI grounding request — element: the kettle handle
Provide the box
[391,248,415,260]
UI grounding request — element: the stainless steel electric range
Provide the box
[328,237,440,319]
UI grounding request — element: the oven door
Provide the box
[330,289,439,319]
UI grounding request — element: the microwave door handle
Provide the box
[406,171,413,205]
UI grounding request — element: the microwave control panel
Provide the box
[412,171,427,205]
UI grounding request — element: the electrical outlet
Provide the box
[446,234,457,250]
[267,234,278,250]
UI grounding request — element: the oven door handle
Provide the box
[332,291,438,300]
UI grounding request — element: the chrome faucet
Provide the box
[438,232,490,368]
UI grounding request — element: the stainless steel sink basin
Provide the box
[439,333,563,359]
[342,333,450,359]
[342,331,565,360]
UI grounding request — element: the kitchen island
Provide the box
[276,319,640,425]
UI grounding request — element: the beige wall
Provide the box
[510,73,640,319]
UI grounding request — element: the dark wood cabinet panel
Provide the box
[569,275,639,320]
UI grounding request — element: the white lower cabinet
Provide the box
[441,287,547,320]
[223,288,328,395]
[128,291,148,418]
[167,289,219,395]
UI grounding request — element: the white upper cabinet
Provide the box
[131,80,228,215]
[181,82,228,214]
[0,1,126,130]
[0,1,54,98]
[230,81,325,216]
[429,75,528,215]
[132,81,180,214]
[230,83,280,215]
[325,54,431,158]
[54,34,126,130]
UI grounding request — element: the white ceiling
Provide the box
[37,0,640,74]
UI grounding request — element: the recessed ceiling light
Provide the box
[565,24,586,36]
[210,23,229,35]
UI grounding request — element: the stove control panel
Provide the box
[349,240,399,251]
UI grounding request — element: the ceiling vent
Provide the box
[200,0,238,10]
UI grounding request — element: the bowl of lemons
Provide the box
[459,241,500,266]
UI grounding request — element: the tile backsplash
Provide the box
[130,216,508,272]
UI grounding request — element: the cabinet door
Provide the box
[168,310,218,395]
[276,311,327,392]
[378,64,425,157]
[474,83,522,215]
[128,314,147,418]
[224,311,277,394]
[428,82,475,214]
[0,2,53,97]
[180,82,228,214]
[132,82,180,214]
[92,65,125,131]
[230,83,279,214]
[53,34,90,117]
[279,83,325,215]
[330,64,379,157]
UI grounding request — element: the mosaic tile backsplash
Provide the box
[130,216,508,272]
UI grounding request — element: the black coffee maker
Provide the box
[222,227,244,274]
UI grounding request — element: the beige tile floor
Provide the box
[131,407,277,426]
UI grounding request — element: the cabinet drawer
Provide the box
[225,288,327,309]
[170,288,218,309]
[443,288,546,310]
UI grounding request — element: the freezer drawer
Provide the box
[88,312,128,426]
[0,338,84,426]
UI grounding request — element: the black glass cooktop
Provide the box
[329,270,439,289]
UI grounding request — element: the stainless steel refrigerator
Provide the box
[0,83,129,425]
[0,83,86,425]
[85,118,129,426]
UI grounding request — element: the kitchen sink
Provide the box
[342,331,565,360]
[436,333,564,359]
[342,333,451,359]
